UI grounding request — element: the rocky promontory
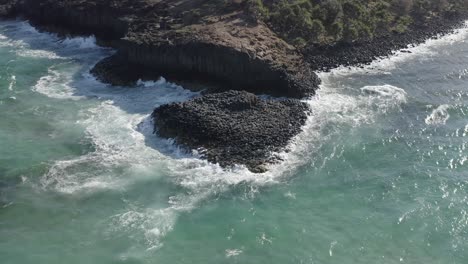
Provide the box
[1,0,468,172]
[8,0,319,98]
[152,91,309,173]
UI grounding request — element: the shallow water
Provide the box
[1,20,467,263]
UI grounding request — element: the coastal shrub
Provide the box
[330,21,343,40]
[245,0,270,21]
[392,15,413,33]
[252,0,468,46]
[291,37,307,47]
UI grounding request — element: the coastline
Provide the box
[1,0,467,172]
[304,15,468,71]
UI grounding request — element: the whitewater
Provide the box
[1,19,467,263]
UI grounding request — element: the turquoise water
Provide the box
[1,20,468,263]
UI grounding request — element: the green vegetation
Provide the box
[245,0,468,46]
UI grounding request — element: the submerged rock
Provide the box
[152,91,309,173]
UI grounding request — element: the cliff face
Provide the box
[16,0,136,40]
[122,42,309,96]
[4,0,319,98]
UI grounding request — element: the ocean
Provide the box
[1,20,467,263]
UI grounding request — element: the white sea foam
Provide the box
[109,208,177,250]
[258,19,468,174]
[60,36,98,49]
[261,79,410,176]
[0,36,22,48]
[0,20,106,62]
[32,66,83,100]
[268,21,468,176]
[137,78,170,87]
[38,71,279,248]
[9,17,466,251]
[361,84,408,113]
[225,249,243,258]
[425,105,451,125]
[328,21,468,76]
[8,75,15,91]
[278,22,468,173]
[37,73,207,249]
[361,84,407,103]
[17,48,63,59]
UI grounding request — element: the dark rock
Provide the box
[152,91,309,172]
[91,53,142,86]
[16,0,131,41]
[1,0,320,98]
[93,41,320,98]
[303,15,468,71]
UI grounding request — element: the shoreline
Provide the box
[304,15,468,71]
[1,1,468,172]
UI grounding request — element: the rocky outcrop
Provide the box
[0,0,319,172]
[152,91,309,172]
[2,0,319,98]
[90,53,141,86]
[93,40,319,97]
[14,0,130,40]
[303,14,468,71]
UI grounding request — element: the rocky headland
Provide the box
[1,0,467,172]
[153,91,309,173]
[9,0,319,98]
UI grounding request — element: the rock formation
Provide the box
[10,0,319,98]
[1,0,467,172]
[152,91,309,172]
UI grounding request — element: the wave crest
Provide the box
[425,104,451,125]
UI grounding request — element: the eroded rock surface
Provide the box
[152,91,309,172]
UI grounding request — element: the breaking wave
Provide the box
[329,21,468,76]
[5,17,465,251]
[425,104,451,125]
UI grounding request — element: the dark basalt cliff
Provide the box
[6,0,319,98]
[0,0,317,171]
